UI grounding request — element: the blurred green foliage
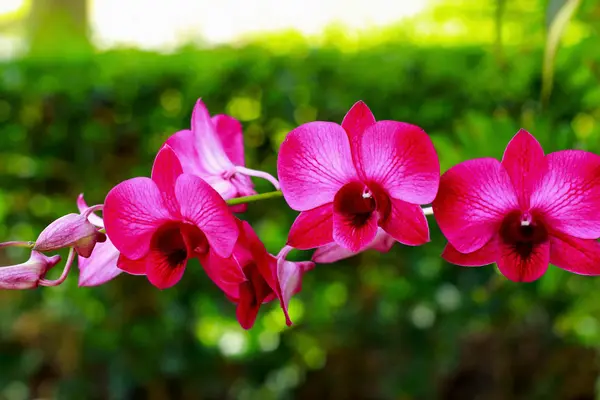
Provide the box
[1,1,600,399]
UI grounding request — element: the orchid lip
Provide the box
[334,181,390,227]
[151,222,208,271]
[499,210,548,258]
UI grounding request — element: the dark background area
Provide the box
[1,0,600,399]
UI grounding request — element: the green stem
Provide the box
[226,190,284,206]
[0,241,35,249]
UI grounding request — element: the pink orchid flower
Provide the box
[104,144,239,290]
[433,129,600,282]
[203,221,313,329]
[165,98,279,212]
[76,194,122,287]
[277,100,440,253]
[0,251,61,290]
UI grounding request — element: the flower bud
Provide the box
[0,251,61,289]
[34,207,106,258]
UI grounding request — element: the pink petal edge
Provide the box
[78,237,122,287]
[287,203,335,250]
[174,174,239,258]
[277,121,359,211]
[360,121,440,204]
[500,129,547,209]
[432,158,518,254]
[531,150,600,239]
[104,177,172,260]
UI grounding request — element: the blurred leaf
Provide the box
[541,0,582,105]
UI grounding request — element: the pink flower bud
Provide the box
[34,206,106,258]
[0,251,61,289]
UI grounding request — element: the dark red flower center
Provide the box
[333,181,390,227]
[236,263,273,329]
[151,222,208,267]
[499,210,548,258]
[242,264,272,306]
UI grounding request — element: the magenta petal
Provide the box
[277,121,358,211]
[501,129,547,208]
[213,114,245,167]
[239,220,278,292]
[174,174,238,258]
[77,194,104,228]
[531,150,600,239]
[191,99,233,173]
[442,239,498,267]
[380,198,429,246]
[433,158,518,253]
[333,206,378,252]
[312,228,394,263]
[166,129,206,176]
[360,121,440,204]
[341,100,376,139]
[78,237,121,287]
[370,230,396,252]
[117,253,147,275]
[549,234,600,275]
[287,203,334,250]
[145,251,187,290]
[312,242,358,263]
[277,257,314,326]
[200,250,245,299]
[165,124,255,203]
[236,281,261,330]
[236,264,274,330]
[151,144,183,215]
[104,177,172,260]
[341,101,376,172]
[497,241,550,282]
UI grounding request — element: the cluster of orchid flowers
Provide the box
[2,98,600,330]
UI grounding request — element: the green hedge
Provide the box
[1,36,600,399]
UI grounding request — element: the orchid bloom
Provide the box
[164,99,279,212]
[203,221,313,329]
[433,129,600,282]
[277,101,440,253]
[76,194,122,287]
[34,205,106,258]
[104,144,239,289]
[0,251,61,289]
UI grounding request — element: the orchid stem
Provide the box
[39,247,75,287]
[226,190,284,205]
[226,192,436,217]
[0,241,35,249]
